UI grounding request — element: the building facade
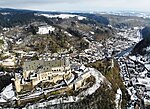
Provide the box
[14,57,72,93]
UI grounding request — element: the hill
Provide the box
[100,14,150,28]
[0,8,115,54]
[0,8,109,28]
[45,59,130,109]
[132,27,150,55]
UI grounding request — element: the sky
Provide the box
[0,0,150,12]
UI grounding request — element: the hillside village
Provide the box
[0,13,114,108]
[0,10,150,109]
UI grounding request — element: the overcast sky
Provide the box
[0,0,150,12]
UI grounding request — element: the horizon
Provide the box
[0,0,150,13]
[0,7,149,14]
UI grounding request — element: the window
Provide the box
[82,82,84,86]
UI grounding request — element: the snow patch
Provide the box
[1,12,10,15]
[78,68,106,96]
[115,88,122,109]
[90,31,95,35]
[36,13,86,20]
[64,31,72,37]
[1,83,15,100]
[0,98,7,103]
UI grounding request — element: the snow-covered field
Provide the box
[1,12,10,15]
[35,13,86,20]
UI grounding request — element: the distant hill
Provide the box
[100,14,150,28]
[0,8,109,28]
[132,27,150,55]
[141,26,150,40]
[0,8,114,54]
[0,8,54,27]
[75,13,109,25]
[0,8,150,28]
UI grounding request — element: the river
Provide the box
[115,45,135,58]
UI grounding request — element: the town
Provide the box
[0,10,150,109]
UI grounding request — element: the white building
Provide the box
[37,26,55,34]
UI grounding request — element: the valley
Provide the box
[0,8,150,109]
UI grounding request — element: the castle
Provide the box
[14,57,72,93]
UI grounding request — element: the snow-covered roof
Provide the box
[79,64,86,71]
[131,94,138,101]
[145,64,150,70]
[0,98,7,103]
[1,83,15,100]
[2,61,15,67]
